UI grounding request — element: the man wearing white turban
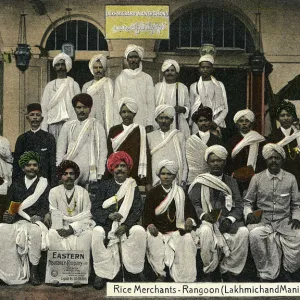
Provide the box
[105,97,151,187]
[244,143,300,281]
[143,160,199,282]
[147,105,188,186]
[154,59,190,140]
[41,53,81,140]
[113,44,155,132]
[82,54,114,135]
[226,109,266,194]
[189,145,249,282]
[190,54,228,135]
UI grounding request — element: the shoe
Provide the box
[72,281,82,288]
[137,272,146,282]
[201,272,213,282]
[156,275,166,282]
[93,276,105,290]
[222,272,238,282]
[30,266,41,286]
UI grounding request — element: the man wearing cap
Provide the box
[91,151,146,289]
[190,54,228,135]
[267,100,300,187]
[82,54,114,135]
[114,44,155,132]
[41,53,81,140]
[57,93,107,188]
[189,145,248,282]
[226,109,266,194]
[147,105,187,186]
[0,151,49,285]
[143,160,198,282]
[186,106,223,185]
[244,143,300,281]
[105,97,151,186]
[13,103,57,186]
[155,59,190,139]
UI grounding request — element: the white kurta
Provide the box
[0,135,13,194]
[56,118,107,186]
[114,70,155,127]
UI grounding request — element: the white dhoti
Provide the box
[92,225,146,280]
[146,230,197,282]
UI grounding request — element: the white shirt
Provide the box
[280,126,292,137]
[25,176,37,189]
[198,130,210,144]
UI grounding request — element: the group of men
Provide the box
[0,43,300,288]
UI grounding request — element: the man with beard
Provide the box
[57,93,107,188]
[82,54,114,135]
[155,59,190,139]
[41,53,81,140]
[114,44,155,132]
[91,151,146,289]
[244,143,300,281]
[13,103,56,186]
[0,151,49,285]
[189,145,249,282]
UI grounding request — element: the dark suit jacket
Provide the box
[195,132,224,147]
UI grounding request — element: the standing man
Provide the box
[57,93,107,188]
[82,54,114,135]
[155,59,190,139]
[41,53,81,140]
[189,145,249,282]
[143,160,198,282]
[244,143,300,281]
[147,105,187,186]
[91,152,146,289]
[114,44,155,132]
[190,54,228,135]
[13,103,56,186]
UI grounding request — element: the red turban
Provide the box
[107,151,133,173]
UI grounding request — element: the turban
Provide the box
[118,97,138,113]
[19,151,40,168]
[53,53,72,72]
[155,159,179,176]
[276,100,297,120]
[199,54,214,65]
[155,105,176,119]
[262,143,286,160]
[124,44,144,59]
[107,151,133,173]
[204,145,228,162]
[161,59,180,73]
[233,109,255,124]
[27,103,42,114]
[88,54,107,75]
[191,106,213,122]
[57,160,80,179]
[72,93,93,108]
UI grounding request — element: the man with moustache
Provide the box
[41,53,81,140]
[57,93,107,188]
[82,54,114,135]
[13,103,56,186]
[244,143,300,281]
[91,151,146,289]
[114,44,155,132]
[155,59,190,139]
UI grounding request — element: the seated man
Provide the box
[143,160,198,282]
[0,151,49,285]
[244,143,300,281]
[189,145,249,281]
[91,151,146,289]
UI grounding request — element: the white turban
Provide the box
[155,105,176,119]
[161,59,180,73]
[233,109,255,124]
[204,145,228,162]
[118,97,138,113]
[199,54,214,65]
[88,54,107,75]
[156,159,179,176]
[124,44,144,59]
[53,53,72,72]
[262,143,286,160]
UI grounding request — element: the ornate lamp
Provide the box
[14,13,31,72]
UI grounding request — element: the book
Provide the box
[8,201,21,215]
[253,209,263,220]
